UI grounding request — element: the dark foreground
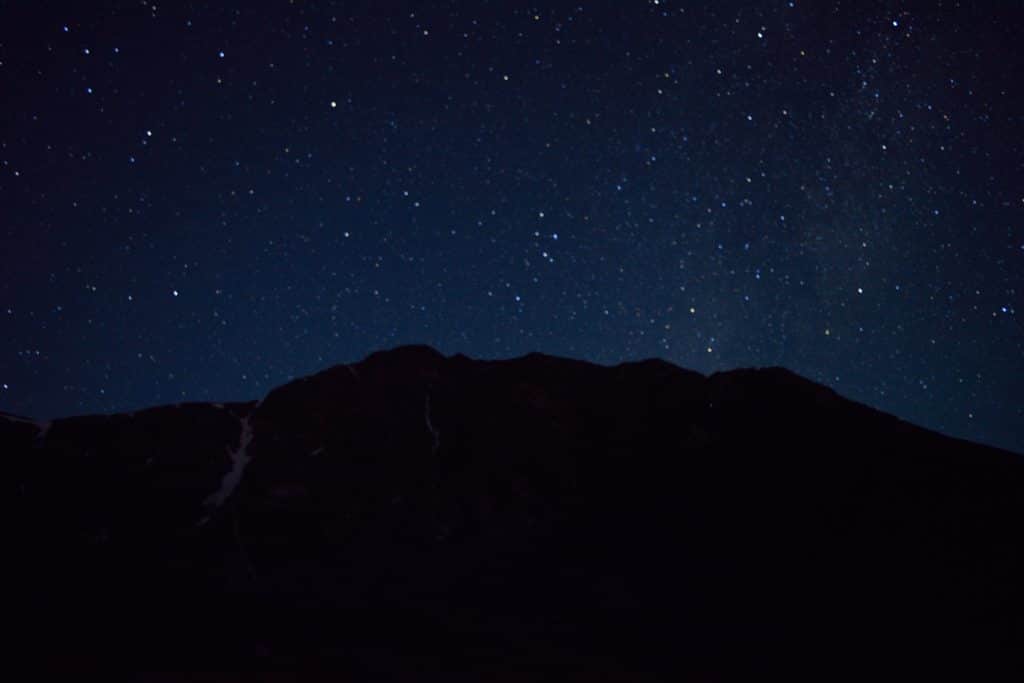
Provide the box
[6,346,1022,678]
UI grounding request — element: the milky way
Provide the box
[1,1,1021,453]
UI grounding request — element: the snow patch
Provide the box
[425,394,440,455]
[205,414,255,508]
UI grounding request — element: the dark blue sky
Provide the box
[2,1,1021,453]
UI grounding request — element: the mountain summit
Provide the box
[6,346,1022,676]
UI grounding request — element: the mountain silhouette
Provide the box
[6,346,1022,677]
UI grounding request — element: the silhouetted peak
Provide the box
[361,343,446,367]
[6,345,1023,673]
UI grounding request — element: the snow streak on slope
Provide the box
[425,394,440,455]
[205,412,255,508]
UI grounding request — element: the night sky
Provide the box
[2,1,1021,454]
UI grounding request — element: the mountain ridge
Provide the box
[6,344,1011,458]
[6,345,1023,675]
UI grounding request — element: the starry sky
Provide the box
[2,1,1022,454]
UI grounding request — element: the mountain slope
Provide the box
[6,346,1023,676]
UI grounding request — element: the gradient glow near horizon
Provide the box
[1,2,1021,453]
